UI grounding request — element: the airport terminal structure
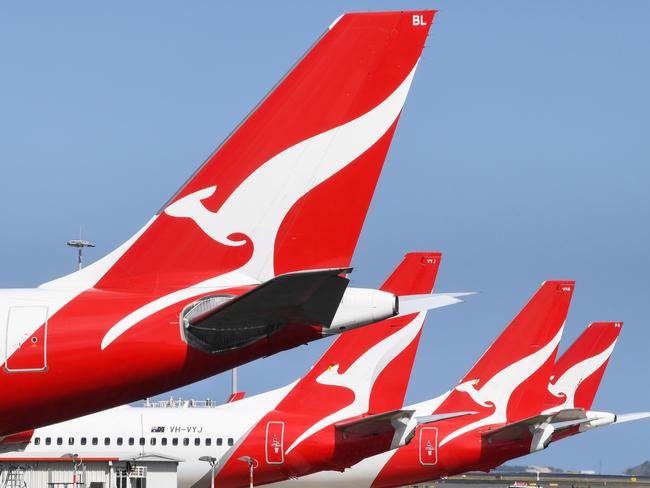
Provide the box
[0,454,180,488]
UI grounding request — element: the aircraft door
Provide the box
[265,421,284,464]
[4,306,48,372]
[419,426,438,466]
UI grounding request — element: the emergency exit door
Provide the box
[419,427,438,466]
[4,306,48,372]
[265,421,284,464]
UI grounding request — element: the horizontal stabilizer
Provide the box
[334,410,477,453]
[555,410,650,435]
[416,411,477,425]
[184,268,350,353]
[397,292,474,316]
[549,417,593,430]
[482,408,587,444]
[335,409,414,436]
[325,291,469,334]
[481,407,649,453]
[615,412,650,424]
[336,409,419,450]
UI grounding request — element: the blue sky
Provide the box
[1,0,648,474]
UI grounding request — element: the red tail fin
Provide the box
[284,252,442,416]
[437,281,574,446]
[369,252,443,414]
[546,322,622,412]
[46,11,435,292]
[380,253,442,296]
[214,249,445,482]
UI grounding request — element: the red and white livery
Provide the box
[272,307,649,487]
[0,10,444,436]
[0,252,464,488]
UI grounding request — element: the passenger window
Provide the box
[150,438,156,446]
[128,438,134,446]
[81,437,87,446]
[45,437,51,446]
[183,438,189,446]
[117,437,123,446]
[34,437,40,446]
[194,438,200,446]
[56,437,63,446]
[205,438,211,446]
[104,437,110,446]
[228,438,234,446]
[92,437,98,446]
[139,437,145,446]
[216,438,222,446]
[68,437,74,445]
[172,438,178,446]
[161,438,168,446]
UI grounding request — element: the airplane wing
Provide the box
[183,268,351,353]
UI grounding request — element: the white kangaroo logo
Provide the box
[284,313,425,454]
[101,63,419,349]
[164,64,417,283]
[439,325,564,447]
[165,186,246,246]
[542,339,617,413]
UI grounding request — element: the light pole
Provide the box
[66,239,95,270]
[198,456,217,488]
[63,453,80,488]
[232,367,238,396]
[237,456,258,488]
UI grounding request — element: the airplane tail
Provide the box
[283,252,443,420]
[545,322,622,412]
[436,281,574,445]
[42,10,435,292]
[212,251,458,483]
[479,322,648,453]
[544,322,650,442]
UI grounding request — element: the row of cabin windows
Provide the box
[32,436,234,447]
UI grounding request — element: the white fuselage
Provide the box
[0,387,626,488]
[0,383,446,488]
[0,384,294,488]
